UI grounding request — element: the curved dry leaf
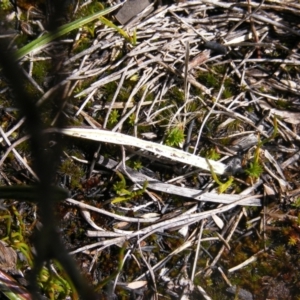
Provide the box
[140,213,160,219]
[263,184,276,196]
[113,222,131,229]
[126,280,147,289]
[59,127,227,175]
[178,225,189,238]
[280,79,298,89]
[212,214,224,229]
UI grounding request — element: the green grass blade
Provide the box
[99,16,135,45]
[14,3,122,61]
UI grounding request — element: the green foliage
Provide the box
[222,87,233,99]
[15,140,31,153]
[145,91,155,102]
[261,117,278,144]
[222,77,235,98]
[102,80,134,102]
[118,86,131,102]
[276,98,291,109]
[32,60,51,85]
[245,161,263,178]
[198,72,219,89]
[73,37,92,53]
[0,206,72,299]
[23,79,43,100]
[206,148,221,161]
[245,132,270,179]
[0,0,12,10]
[136,85,155,103]
[129,74,139,82]
[245,104,255,113]
[226,119,241,132]
[128,112,136,126]
[288,235,298,246]
[38,263,72,299]
[273,245,286,257]
[167,86,185,103]
[132,160,143,171]
[102,82,117,101]
[218,176,234,193]
[14,4,118,60]
[259,85,266,93]
[59,159,85,188]
[206,158,234,193]
[113,171,127,193]
[165,127,185,147]
[95,245,126,291]
[99,16,137,45]
[108,109,120,127]
[186,98,201,112]
[112,171,148,204]
[75,0,104,18]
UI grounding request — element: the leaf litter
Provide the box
[1,0,300,299]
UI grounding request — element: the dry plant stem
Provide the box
[0,16,97,300]
[112,248,133,294]
[135,240,194,281]
[2,0,299,297]
[80,208,105,231]
[184,41,190,111]
[263,149,286,181]
[66,198,159,223]
[75,89,97,117]
[216,232,231,250]
[196,285,212,300]
[103,58,134,129]
[112,105,137,132]
[0,118,25,143]
[200,0,300,36]
[120,70,151,118]
[193,76,225,154]
[72,154,262,206]
[70,195,261,255]
[204,209,244,278]
[74,57,158,98]
[88,143,102,178]
[137,229,158,296]
[281,152,300,170]
[225,0,265,39]
[262,190,267,251]
[229,59,300,67]
[228,248,266,273]
[166,98,195,133]
[0,135,31,167]
[21,68,44,94]
[0,128,38,180]
[58,127,227,174]
[213,103,269,138]
[191,219,205,281]
[218,266,232,287]
[145,53,211,95]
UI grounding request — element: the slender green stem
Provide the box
[14,3,122,61]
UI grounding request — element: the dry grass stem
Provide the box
[1,0,300,298]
